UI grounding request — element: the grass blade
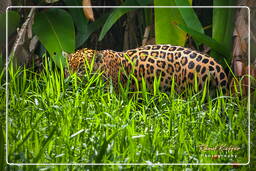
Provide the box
[0,125,4,170]
[33,127,56,163]
[95,129,120,163]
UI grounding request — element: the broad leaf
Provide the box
[175,0,203,33]
[175,0,203,47]
[213,0,236,54]
[0,11,20,46]
[154,0,186,45]
[33,9,75,68]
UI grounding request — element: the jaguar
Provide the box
[63,44,228,94]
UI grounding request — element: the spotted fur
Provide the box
[64,44,228,94]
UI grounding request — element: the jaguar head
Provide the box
[62,48,104,77]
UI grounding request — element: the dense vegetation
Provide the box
[0,0,255,170]
[2,59,253,170]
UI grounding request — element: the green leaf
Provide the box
[154,0,186,45]
[32,127,56,163]
[212,0,236,53]
[136,0,153,5]
[175,0,204,47]
[82,14,109,45]
[33,9,75,68]
[98,0,152,41]
[0,54,2,72]
[0,11,20,45]
[95,129,120,163]
[144,8,153,26]
[98,8,133,41]
[63,0,89,48]
[0,126,4,170]
[176,23,229,62]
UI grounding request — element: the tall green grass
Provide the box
[1,57,251,170]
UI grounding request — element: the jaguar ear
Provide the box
[62,51,70,58]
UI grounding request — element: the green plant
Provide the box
[98,0,153,41]
[0,11,20,46]
[153,0,236,65]
[211,0,237,64]
[33,8,75,68]
[154,0,194,45]
[4,58,248,165]
[2,2,252,169]
[0,11,20,71]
